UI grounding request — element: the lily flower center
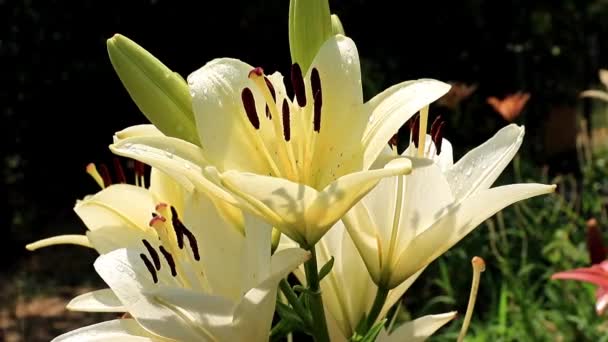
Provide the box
[408,107,446,159]
[239,64,325,188]
[142,203,204,290]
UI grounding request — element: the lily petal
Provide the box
[149,168,185,216]
[52,319,161,342]
[391,183,555,287]
[67,289,126,312]
[113,124,163,143]
[110,135,237,206]
[552,268,608,288]
[94,249,205,341]
[87,225,155,254]
[377,312,457,342]
[188,58,274,176]
[74,184,157,233]
[362,79,451,170]
[445,124,524,200]
[221,158,411,245]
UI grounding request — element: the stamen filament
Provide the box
[417,106,429,157]
[457,256,486,342]
[85,163,105,189]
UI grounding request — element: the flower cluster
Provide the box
[27,1,555,341]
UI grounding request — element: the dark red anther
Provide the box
[389,134,399,147]
[113,157,127,184]
[587,219,607,264]
[140,253,158,283]
[98,163,112,187]
[311,68,322,132]
[430,115,443,138]
[248,67,264,78]
[264,77,276,102]
[411,115,420,148]
[433,121,446,155]
[169,206,199,261]
[282,99,291,141]
[142,239,161,271]
[158,246,177,277]
[241,88,260,129]
[291,63,307,107]
[134,160,146,177]
[265,105,272,119]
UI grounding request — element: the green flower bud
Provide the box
[289,0,333,74]
[107,34,200,146]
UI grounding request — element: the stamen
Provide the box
[457,256,486,342]
[265,105,272,119]
[311,68,322,132]
[85,163,105,189]
[142,239,161,270]
[410,115,420,148]
[169,206,185,249]
[430,115,443,137]
[158,245,177,277]
[134,161,146,187]
[433,121,446,155]
[291,63,306,106]
[113,158,127,184]
[170,206,200,261]
[140,253,158,283]
[248,67,264,78]
[98,163,112,188]
[282,99,291,141]
[241,88,260,129]
[417,106,429,157]
[264,77,276,102]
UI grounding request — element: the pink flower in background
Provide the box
[552,219,608,315]
[487,92,531,122]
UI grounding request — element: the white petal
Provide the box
[149,168,185,216]
[379,267,426,320]
[305,35,366,188]
[221,157,411,245]
[74,184,156,233]
[391,183,555,287]
[110,135,238,206]
[113,124,163,143]
[362,79,451,170]
[377,312,457,342]
[67,289,126,312]
[181,192,246,302]
[445,124,524,200]
[188,58,274,175]
[87,225,155,254]
[52,319,161,342]
[94,249,205,341]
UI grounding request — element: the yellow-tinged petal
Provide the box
[87,225,155,254]
[221,158,411,245]
[390,183,556,287]
[362,79,451,170]
[26,234,91,251]
[445,124,525,200]
[331,14,345,35]
[110,135,238,207]
[113,124,164,144]
[107,34,199,146]
[74,184,157,233]
[67,289,126,313]
[149,168,185,216]
[377,312,457,342]
[51,319,163,342]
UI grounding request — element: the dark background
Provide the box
[3,0,608,270]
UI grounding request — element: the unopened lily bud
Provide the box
[331,14,345,35]
[288,0,333,74]
[107,34,200,146]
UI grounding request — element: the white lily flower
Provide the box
[110,34,450,246]
[344,123,556,289]
[280,221,456,341]
[53,188,309,341]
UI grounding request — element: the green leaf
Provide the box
[288,0,333,74]
[318,256,335,281]
[360,319,387,342]
[107,34,200,146]
[275,302,307,329]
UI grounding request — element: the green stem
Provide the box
[365,286,389,331]
[303,245,331,342]
[279,279,312,328]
